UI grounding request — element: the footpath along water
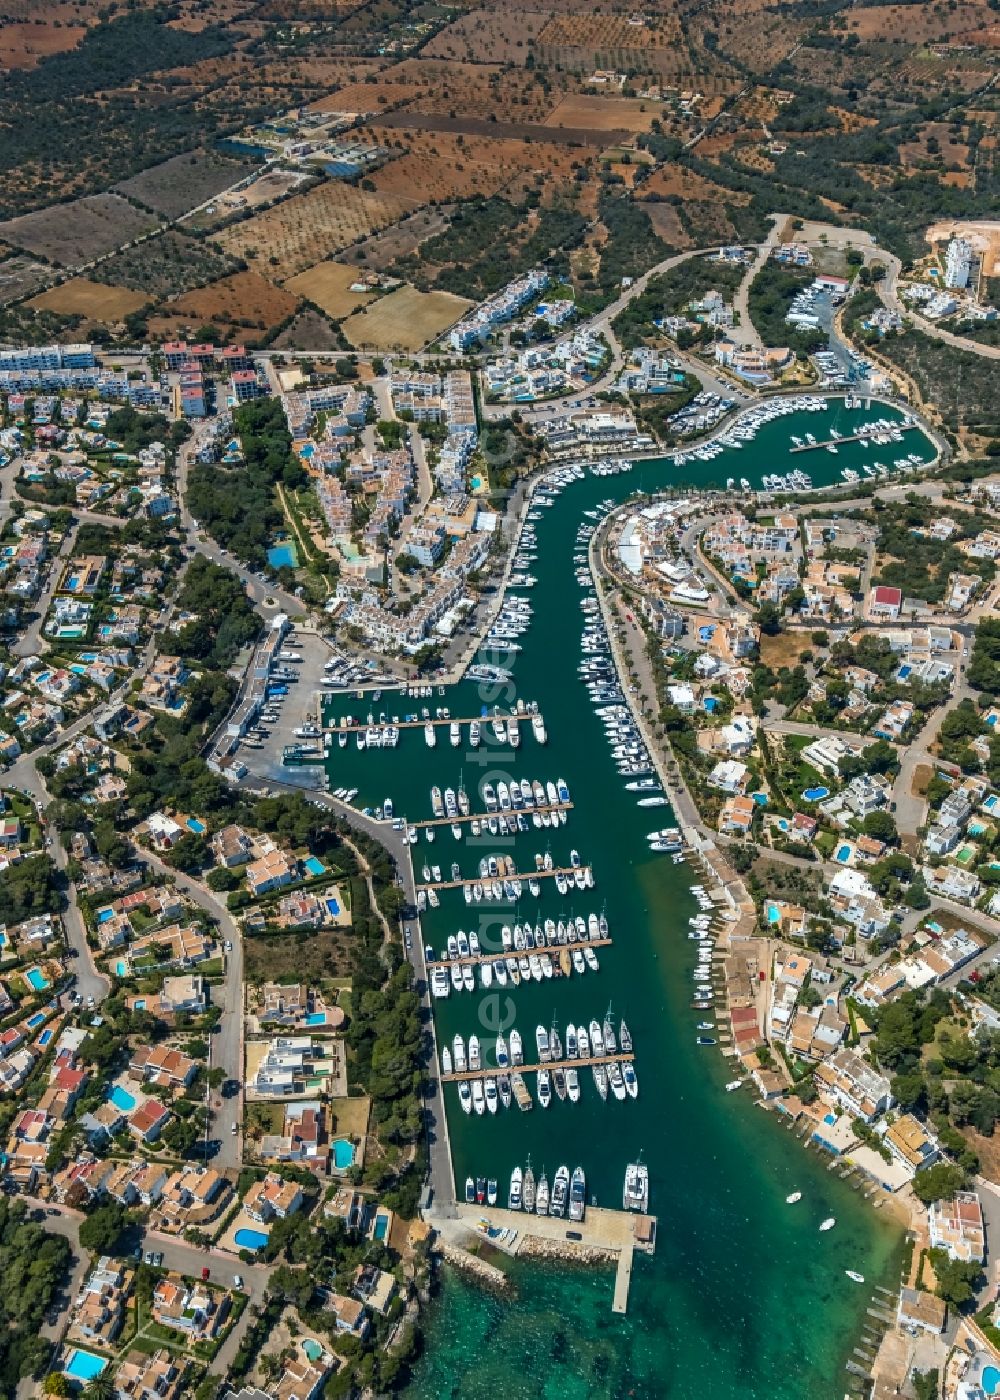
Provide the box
[324,401,925,1398]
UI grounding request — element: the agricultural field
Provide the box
[216,181,416,278]
[319,58,570,124]
[26,278,149,323]
[285,262,377,318]
[542,94,661,133]
[341,284,472,351]
[0,193,161,267]
[186,169,315,231]
[842,1,996,44]
[0,255,52,307]
[369,128,584,204]
[271,307,347,352]
[423,8,556,66]
[642,203,693,249]
[114,148,258,220]
[148,270,301,344]
[0,15,87,71]
[639,165,751,205]
[342,206,452,271]
[94,230,242,301]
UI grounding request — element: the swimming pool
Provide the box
[306,1011,328,1026]
[235,1227,269,1251]
[373,1211,389,1241]
[926,920,943,934]
[751,792,767,806]
[823,1112,837,1126]
[304,856,326,877]
[332,1138,355,1169]
[25,968,49,991]
[38,1029,53,1046]
[96,908,114,923]
[775,818,790,832]
[765,904,781,924]
[267,541,299,570]
[299,443,315,460]
[186,817,206,834]
[301,1339,323,1362]
[325,896,341,915]
[835,844,852,863]
[801,786,829,802]
[133,998,146,1011]
[108,1085,136,1112]
[64,1350,108,1383]
[26,1011,45,1029]
[983,1365,1000,1396]
[114,959,129,977]
[703,697,717,713]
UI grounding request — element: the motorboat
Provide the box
[845,1270,865,1284]
[568,1166,585,1222]
[509,1166,523,1211]
[623,1160,648,1212]
[786,1192,801,1205]
[819,1218,836,1232]
[551,1165,569,1218]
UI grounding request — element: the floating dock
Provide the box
[322,711,546,735]
[413,802,572,828]
[427,937,612,970]
[417,865,592,892]
[789,424,920,454]
[441,1051,634,1082]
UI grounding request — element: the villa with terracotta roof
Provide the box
[928,1192,984,1262]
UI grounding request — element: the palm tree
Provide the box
[83,1376,115,1400]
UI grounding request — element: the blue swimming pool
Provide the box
[299,443,315,459]
[115,959,128,977]
[703,697,717,713]
[96,908,113,923]
[835,844,852,863]
[332,1138,355,1169]
[304,856,326,877]
[26,968,49,991]
[64,1350,108,1383]
[186,817,206,833]
[267,541,299,570]
[38,1029,53,1046]
[26,1012,45,1029]
[802,786,829,802]
[766,905,781,924]
[306,1011,328,1026]
[235,1227,269,1251]
[373,1211,389,1241]
[325,897,341,915]
[926,920,943,935]
[108,1085,136,1112]
[751,792,767,806]
[775,818,790,832]
[983,1365,1000,1396]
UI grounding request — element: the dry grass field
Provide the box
[163,268,300,324]
[844,1,995,43]
[341,285,471,351]
[271,307,346,351]
[0,255,52,307]
[542,94,660,133]
[26,278,149,322]
[639,166,751,204]
[0,193,161,268]
[641,203,693,248]
[114,149,256,221]
[423,8,554,65]
[217,183,416,279]
[368,128,583,204]
[320,58,567,124]
[0,17,86,70]
[342,206,452,271]
[285,261,376,317]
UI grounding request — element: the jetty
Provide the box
[440,1051,634,1082]
[426,938,612,969]
[322,711,546,735]
[442,1203,656,1314]
[789,424,920,454]
[417,865,592,892]
[412,802,572,828]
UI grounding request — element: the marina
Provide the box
[415,865,592,892]
[441,1052,635,1082]
[426,939,613,970]
[321,709,547,735]
[410,802,572,829]
[326,396,921,1400]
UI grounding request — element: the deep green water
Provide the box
[324,401,932,1399]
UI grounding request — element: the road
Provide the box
[731,214,784,350]
[869,249,1000,363]
[16,1198,271,1378]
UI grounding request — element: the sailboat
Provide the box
[522,1158,536,1212]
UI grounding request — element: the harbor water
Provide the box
[323,400,929,1398]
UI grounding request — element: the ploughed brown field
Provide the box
[341,285,472,352]
[27,278,150,322]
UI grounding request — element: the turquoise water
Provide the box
[332,1138,355,1169]
[108,1085,136,1112]
[984,1365,1000,1395]
[302,1338,323,1362]
[25,968,49,991]
[64,1350,108,1383]
[322,401,920,1398]
[268,540,299,569]
[235,1227,269,1250]
[304,856,326,876]
[803,786,829,802]
[374,1211,389,1241]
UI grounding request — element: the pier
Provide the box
[412,802,572,828]
[427,938,612,969]
[442,1203,656,1314]
[789,424,920,454]
[417,865,592,892]
[322,711,546,735]
[441,1051,634,1082]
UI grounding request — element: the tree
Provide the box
[928,1248,982,1306]
[862,810,897,843]
[78,1203,128,1255]
[83,1376,116,1400]
[912,1162,968,1205]
[890,1071,927,1111]
[43,1376,71,1397]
